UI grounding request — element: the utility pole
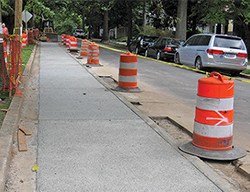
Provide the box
[15,0,23,35]
[0,1,2,23]
[0,0,4,89]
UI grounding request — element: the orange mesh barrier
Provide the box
[1,34,23,95]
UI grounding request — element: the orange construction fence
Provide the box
[1,34,23,95]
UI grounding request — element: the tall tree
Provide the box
[24,0,55,30]
[101,0,115,41]
[176,0,188,40]
[142,0,147,32]
[126,1,132,45]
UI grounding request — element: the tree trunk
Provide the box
[88,11,92,39]
[127,3,132,46]
[142,0,147,32]
[176,0,187,40]
[82,7,85,32]
[102,10,109,41]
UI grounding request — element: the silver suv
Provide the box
[174,34,248,76]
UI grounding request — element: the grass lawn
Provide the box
[0,43,35,126]
[0,91,13,126]
[22,44,35,71]
[242,68,250,74]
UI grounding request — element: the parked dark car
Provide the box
[145,37,184,61]
[128,34,158,54]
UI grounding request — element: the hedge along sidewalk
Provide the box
[0,42,38,192]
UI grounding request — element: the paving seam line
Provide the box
[63,42,237,192]
[0,42,38,192]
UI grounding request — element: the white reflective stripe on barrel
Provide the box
[196,96,234,111]
[194,121,233,137]
[119,62,137,69]
[119,76,137,82]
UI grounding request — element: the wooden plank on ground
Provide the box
[19,125,31,135]
[18,129,27,151]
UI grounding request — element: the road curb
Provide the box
[0,42,38,192]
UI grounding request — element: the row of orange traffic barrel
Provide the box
[61,34,100,65]
[61,34,244,160]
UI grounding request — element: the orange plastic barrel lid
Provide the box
[198,72,234,98]
[120,52,137,63]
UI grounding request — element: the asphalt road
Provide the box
[98,46,250,152]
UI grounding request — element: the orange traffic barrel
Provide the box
[87,42,100,65]
[179,72,246,160]
[112,52,142,92]
[63,35,67,45]
[22,33,28,48]
[69,36,78,53]
[62,34,66,44]
[80,39,89,56]
[194,72,234,151]
[66,36,70,48]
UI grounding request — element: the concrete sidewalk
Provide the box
[36,42,229,191]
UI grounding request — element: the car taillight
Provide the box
[236,53,248,58]
[164,47,172,51]
[207,49,224,55]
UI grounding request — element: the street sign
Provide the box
[22,10,32,22]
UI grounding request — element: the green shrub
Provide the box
[142,26,174,37]
[242,68,250,74]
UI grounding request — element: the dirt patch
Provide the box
[151,117,192,143]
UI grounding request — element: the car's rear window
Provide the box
[144,37,157,41]
[169,39,184,45]
[214,36,245,50]
[198,35,211,45]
